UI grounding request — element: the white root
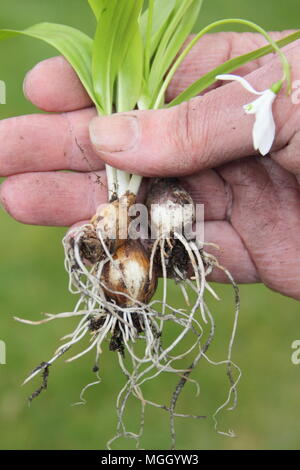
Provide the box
[71,371,102,407]
[20,214,240,450]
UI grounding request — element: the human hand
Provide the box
[1,31,300,299]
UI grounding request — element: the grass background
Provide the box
[0,0,300,450]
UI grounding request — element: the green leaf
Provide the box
[87,0,103,19]
[143,0,154,80]
[140,0,176,59]
[148,0,203,100]
[92,0,143,114]
[0,23,99,108]
[116,28,143,113]
[167,30,300,107]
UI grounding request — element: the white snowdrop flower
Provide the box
[216,74,281,156]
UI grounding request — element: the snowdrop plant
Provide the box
[1,0,300,449]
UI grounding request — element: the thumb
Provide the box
[88,61,291,177]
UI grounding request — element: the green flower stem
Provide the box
[271,79,283,94]
[153,17,292,109]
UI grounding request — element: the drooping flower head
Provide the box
[216,74,282,156]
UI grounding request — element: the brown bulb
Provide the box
[146,178,195,238]
[91,193,136,255]
[102,240,157,307]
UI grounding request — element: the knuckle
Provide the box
[272,130,300,175]
[169,98,207,173]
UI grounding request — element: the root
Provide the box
[147,233,241,448]
[72,370,102,407]
[19,214,241,449]
[169,302,215,449]
[27,362,51,404]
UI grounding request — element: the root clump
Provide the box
[17,179,241,449]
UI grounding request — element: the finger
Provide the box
[203,220,259,284]
[67,220,259,286]
[0,171,107,226]
[167,30,295,101]
[23,56,93,112]
[220,156,300,300]
[0,168,258,285]
[181,169,228,221]
[272,130,300,179]
[0,108,102,176]
[67,220,258,285]
[0,169,228,227]
[89,42,300,177]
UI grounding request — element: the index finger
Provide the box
[23,56,93,112]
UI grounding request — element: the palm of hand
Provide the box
[181,155,300,299]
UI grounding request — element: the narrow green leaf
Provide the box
[167,30,300,107]
[148,0,203,98]
[0,23,99,108]
[117,28,143,113]
[92,0,143,114]
[140,0,176,58]
[144,0,154,79]
[87,0,103,19]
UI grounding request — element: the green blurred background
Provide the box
[0,0,300,450]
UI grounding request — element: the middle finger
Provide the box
[0,107,102,176]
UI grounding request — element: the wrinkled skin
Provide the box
[1,31,300,299]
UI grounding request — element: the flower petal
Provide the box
[244,90,276,115]
[216,74,278,156]
[252,107,276,155]
[216,74,266,95]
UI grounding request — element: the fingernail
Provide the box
[89,115,139,153]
